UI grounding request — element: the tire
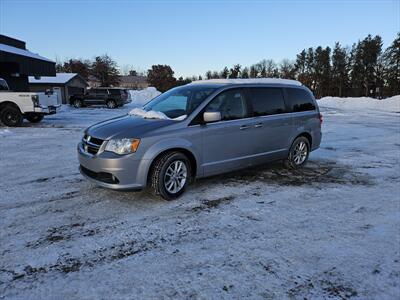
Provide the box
[284,136,310,169]
[0,106,23,127]
[25,113,44,123]
[106,100,117,109]
[73,99,83,108]
[149,152,192,200]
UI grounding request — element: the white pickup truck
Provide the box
[0,78,61,127]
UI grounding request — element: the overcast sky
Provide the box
[1,0,399,77]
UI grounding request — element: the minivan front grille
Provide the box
[82,134,104,155]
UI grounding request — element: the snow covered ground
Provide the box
[0,95,399,299]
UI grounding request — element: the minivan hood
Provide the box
[86,114,175,140]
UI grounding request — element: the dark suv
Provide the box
[70,88,131,109]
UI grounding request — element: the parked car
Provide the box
[0,78,61,127]
[70,88,131,109]
[78,79,322,200]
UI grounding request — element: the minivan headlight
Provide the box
[105,138,140,155]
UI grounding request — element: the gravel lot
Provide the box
[1,103,399,299]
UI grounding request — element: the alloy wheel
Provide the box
[164,160,187,194]
[107,101,116,109]
[292,141,308,165]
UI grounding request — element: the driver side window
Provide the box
[205,89,248,121]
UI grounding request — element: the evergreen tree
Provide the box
[212,71,219,79]
[128,70,138,76]
[91,55,120,87]
[241,67,250,78]
[228,64,241,78]
[220,67,229,79]
[305,47,315,91]
[57,58,91,80]
[331,43,349,97]
[313,46,331,98]
[176,77,192,86]
[147,65,177,92]
[295,49,308,85]
[350,35,383,96]
[249,65,258,78]
[205,70,212,79]
[382,33,400,96]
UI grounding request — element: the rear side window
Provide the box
[205,89,248,121]
[248,88,285,116]
[286,88,316,112]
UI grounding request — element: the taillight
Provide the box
[31,95,40,107]
[319,113,323,124]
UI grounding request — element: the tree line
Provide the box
[203,33,399,98]
[56,55,120,87]
[56,33,399,97]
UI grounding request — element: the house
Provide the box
[87,75,101,88]
[118,75,148,89]
[29,73,88,104]
[0,34,55,91]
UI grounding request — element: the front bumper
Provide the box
[77,143,148,190]
[34,106,59,115]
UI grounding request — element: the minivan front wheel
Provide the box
[149,152,191,200]
[284,136,310,169]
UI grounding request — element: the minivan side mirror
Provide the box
[203,111,221,123]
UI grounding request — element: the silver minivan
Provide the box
[78,79,322,200]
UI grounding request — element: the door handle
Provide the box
[254,123,263,128]
[240,125,251,130]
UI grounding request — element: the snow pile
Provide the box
[128,87,161,107]
[129,108,169,120]
[129,108,187,121]
[0,129,13,136]
[29,73,76,84]
[318,95,400,112]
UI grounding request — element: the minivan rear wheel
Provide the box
[149,152,191,200]
[284,136,310,169]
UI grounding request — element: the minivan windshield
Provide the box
[143,85,217,119]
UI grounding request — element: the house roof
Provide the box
[0,35,26,49]
[0,35,56,76]
[119,75,147,84]
[0,43,54,63]
[29,73,87,85]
